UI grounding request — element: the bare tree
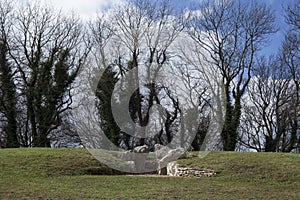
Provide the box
[239,55,299,152]
[8,3,89,147]
[88,0,187,150]
[286,0,300,31]
[186,0,277,150]
[283,2,300,152]
[238,1,300,152]
[0,0,19,147]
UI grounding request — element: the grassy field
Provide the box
[0,148,299,199]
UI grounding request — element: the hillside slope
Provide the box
[0,148,299,199]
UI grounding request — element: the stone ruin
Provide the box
[166,161,216,178]
[121,144,216,178]
[121,144,151,173]
[154,144,186,175]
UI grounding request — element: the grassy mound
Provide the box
[0,148,299,199]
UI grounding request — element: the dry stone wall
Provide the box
[121,144,216,177]
[167,161,216,178]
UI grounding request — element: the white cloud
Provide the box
[18,0,124,18]
[52,0,121,13]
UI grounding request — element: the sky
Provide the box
[261,0,295,55]
[21,0,296,55]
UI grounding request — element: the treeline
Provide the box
[0,0,89,147]
[0,0,299,152]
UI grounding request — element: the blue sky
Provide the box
[172,0,296,55]
[262,0,295,55]
[23,0,296,55]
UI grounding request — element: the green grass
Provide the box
[0,148,299,199]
